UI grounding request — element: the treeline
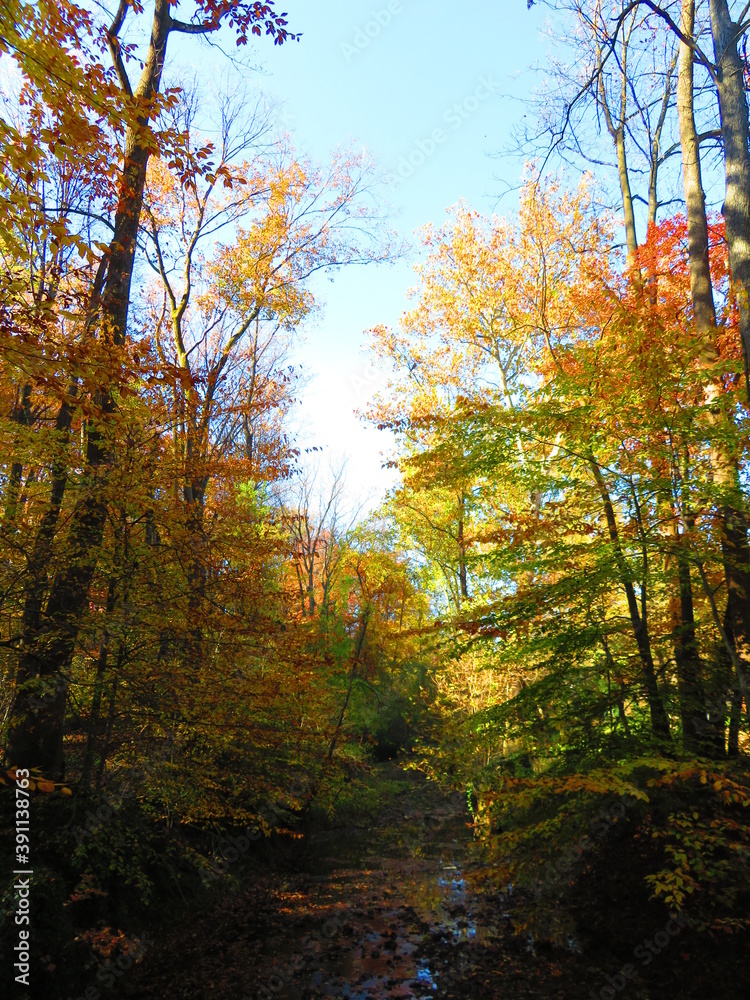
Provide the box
[363,0,750,941]
[3,0,750,989]
[0,3,433,987]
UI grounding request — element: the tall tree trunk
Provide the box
[4,0,173,775]
[708,0,750,398]
[648,49,678,227]
[602,636,632,738]
[596,15,639,264]
[704,600,735,757]
[677,0,750,752]
[721,510,750,719]
[678,0,717,333]
[328,612,369,761]
[615,129,639,262]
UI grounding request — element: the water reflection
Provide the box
[266,780,501,999]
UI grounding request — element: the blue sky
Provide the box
[187,1,554,507]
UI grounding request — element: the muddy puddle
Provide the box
[125,765,582,1000]
[252,778,509,999]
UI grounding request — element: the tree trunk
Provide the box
[602,636,632,738]
[4,0,173,775]
[670,525,708,752]
[4,398,75,775]
[703,601,734,757]
[590,460,671,740]
[678,0,717,332]
[721,510,750,723]
[4,382,32,528]
[676,0,750,753]
[81,575,117,786]
[328,612,369,761]
[615,129,639,262]
[457,495,468,602]
[709,0,750,398]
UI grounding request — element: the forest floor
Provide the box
[118,762,742,1000]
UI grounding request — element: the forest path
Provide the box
[125,763,583,1000]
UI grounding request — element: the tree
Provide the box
[3,0,296,775]
[523,0,681,259]
[368,182,748,748]
[141,90,387,659]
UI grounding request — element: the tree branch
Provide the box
[168,17,217,35]
[107,0,133,97]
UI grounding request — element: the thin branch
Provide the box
[106,0,133,97]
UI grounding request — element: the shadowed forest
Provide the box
[2,1,750,998]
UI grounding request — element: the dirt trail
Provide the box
[125,764,583,1000]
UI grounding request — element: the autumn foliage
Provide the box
[2,0,750,993]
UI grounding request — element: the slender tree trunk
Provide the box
[678,0,717,332]
[648,50,678,229]
[590,460,671,740]
[703,601,734,757]
[670,524,708,752]
[615,129,639,262]
[4,382,32,528]
[602,636,632,738]
[693,551,750,730]
[457,494,468,602]
[81,575,117,786]
[597,17,639,265]
[328,612,369,761]
[720,510,750,719]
